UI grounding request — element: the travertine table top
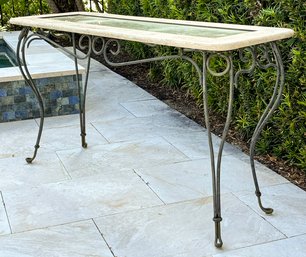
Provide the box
[10,12,294,52]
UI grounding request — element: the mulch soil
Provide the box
[91,49,306,191]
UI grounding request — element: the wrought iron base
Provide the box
[17,28,285,248]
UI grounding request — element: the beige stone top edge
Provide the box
[10,12,294,52]
[0,66,85,83]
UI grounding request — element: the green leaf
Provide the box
[0,0,9,5]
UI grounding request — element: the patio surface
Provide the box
[0,52,306,257]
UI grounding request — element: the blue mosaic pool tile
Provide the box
[19,87,32,95]
[6,88,13,96]
[2,111,15,121]
[0,89,7,97]
[14,95,26,103]
[69,96,79,105]
[45,107,52,115]
[71,109,80,114]
[0,96,13,105]
[63,89,74,97]
[73,74,82,81]
[0,75,81,122]
[36,78,49,86]
[58,97,69,105]
[50,90,63,100]
[15,110,28,119]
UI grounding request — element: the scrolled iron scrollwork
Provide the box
[102,41,204,84]
[23,30,91,60]
[254,44,277,70]
[91,36,106,55]
[206,53,231,77]
[104,39,121,56]
[234,45,277,86]
[234,47,257,87]
[77,35,108,56]
[78,34,92,52]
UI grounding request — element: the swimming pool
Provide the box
[0,31,85,122]
[0,39,17,68]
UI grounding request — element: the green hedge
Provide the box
[107,0,306,171]
[0,0,49,30]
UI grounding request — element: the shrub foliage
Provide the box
[0,0,49,30]
[107,0,306,170]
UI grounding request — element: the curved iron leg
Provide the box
[201,53,234,248]
[202,53,222,247]
[249,42,284,214]
[72,33,91,148]
[17,28,45,164]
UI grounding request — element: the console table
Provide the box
[10,12,294,248]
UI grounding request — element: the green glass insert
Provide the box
[49,15,252,38]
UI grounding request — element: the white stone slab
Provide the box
[135,156,288,203]
[0,220,113,257]
[23,45,60,54]
[86,102,135,123]
[36,104,133,128]
[35,114,80,129]
[92,114,203,143]
[27,52,75,66]
[135,159,210,203]
[163,131,243,159]
[0,195,11,236]
[56,137,189,178]
[0,152,70,191]
[234,183,306,237]
[3,169,162,233]
[94,194,285,257]
[164,253,211,257]
[88,70,155,103]
[40,123,108,151]
[0,119,39,158]
[82,72,154,123]
[121,99,175,117]
[213,234,306,257]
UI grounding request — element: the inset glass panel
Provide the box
[48,15,253,38]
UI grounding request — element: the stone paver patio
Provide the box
[0,53,305,257]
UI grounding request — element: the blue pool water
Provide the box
[0,39,17,68]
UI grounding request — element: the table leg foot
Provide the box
[25,144,40,164]
[213,217,223,248]
[81,132,87,148]
[250,157,274,215]
[256,191,273,214]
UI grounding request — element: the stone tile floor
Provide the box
[0,55,305,257]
